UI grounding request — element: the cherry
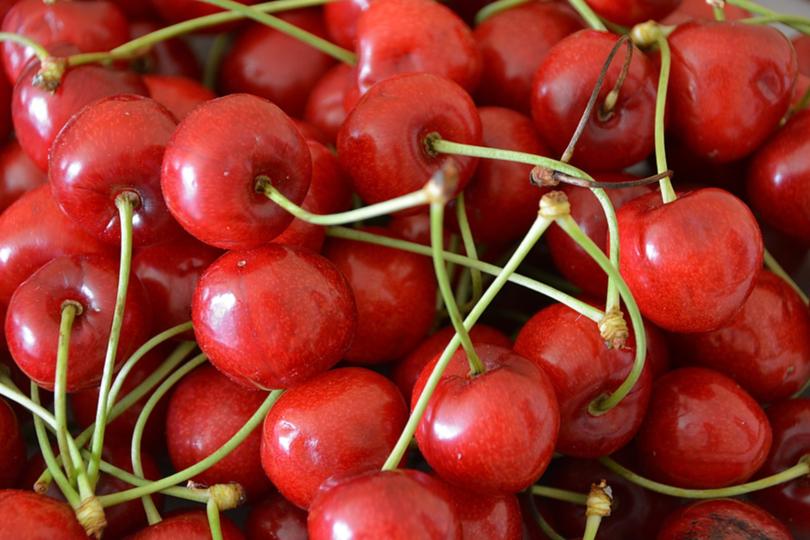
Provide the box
[166,364,272,500]
[307,469,462,539]
[261,367,408,509]
[152,0,259,25]
[447,486,522,540]
[246,492,308,540]
[143,74,216,121]
[668,21,797,163]
[161,93,311,250]
[0,490,87,539]
[5,254,150,392]
[657,499,792,540]
[586,0,680,26]
[0,140,45,214]
[129,511,244,539]
[192,244,356,389]
[514,302,652,458]
[662,0,749,24]
[617,188,763,333]
[338,72,481,206]
[129,20,201,79]
[473,1,583,114]
[388,212,436,246]
[0,71,9,142]
[303,63,355,144]
[0,398,24,488]
[413,344,559,494]
[109,0,157,19]
[324,0,370,49]
[324,227,436,363]
[637,367,772,488]
[531,30,656,171]
[794,34,810,76]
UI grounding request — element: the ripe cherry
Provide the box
[0,75,10,144]
[794,34,810,76]
[152,0,259,25]
[324,0,370,49]
[129,511,244,539]
[448,486,522,540]
[129,20,201,79]
[657,499,792,540]
[0,490,87,539]
[0,398,24,488]
[246,492,308,540]
[585,0,680,26]
[662,0,749,24]
[0,140,45,214]
[143,74,216,121]
[304,63,355,144]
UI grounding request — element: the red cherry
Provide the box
[161,93,311,250]
[637,367,772,488]
[794,34,810,76]
[143,74,216,121]
[245,492,308,540]
[166,364,272,500]
[0,140,45,214]
[129,511,244,539]
[617,188,763,333]
[668,21,797,163]
[657,499,791,540]
[151,0,259,25]
[307,469,462,540]
[661,0,749,24]
[355,0,481,95]
[261,367,408,508]
[413,344,560,494]
[109,0,157,19]
[129,20,201,79]
[0,398,24,488]
[0,490,87,539]
[338,72,481,206]
[324,227,436,363]
[388,212,435,246]
[447,486,522,540]
[304,63,355,143]
[473,1,583,114]
[192,244,356,389]
[324,0,370,49]
[531,30,656,171]
[514,303,652,458]
[585,0,680,26]
[0,69,10,142]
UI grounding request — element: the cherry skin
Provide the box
[794,34,810,76]
[338,72,481,207]
[447,486,522,540]
[151,0,259,25]
[668,21,797,163]
[192,244,356,390]
[617,188,763,333]
[473,1,583,114]
[0,70,10,142]
[514,303,652,458]
[5,254,150,392]
[657,499,792,540]
[129,511,244,539]
[304,63,355,144]
[162,93,311,251]
[129,20,201,79]
[0,490,87,539]
[261,367,408,509]
[0,398,24,488]
[637,367,772,488]
[324,0,371,49]
[662,0,749,24]
[0,140,45,214]
[50,94,180,246]
[246,492,308,540]
[585,0,680,26]
[413,344,560,494]
[143,74,216,121]
[307,469,462,540]
[110,0,157,21]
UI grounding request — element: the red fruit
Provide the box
[668,21,797,163]
[617,188,763,333]
[637,367,772,488]
[161,94,311,250]
[0,398,24,488]
[304,63,355,143]
[261,367,408,508]
[143,74,216,121]
[514,303,652,457]
[448,486,522,540]
[129,511,244,539]
[307,469,462,540]
[657,499,791,540]
[662,0,748,24]
[151,0,259,24]
[473,1,583,114]
[109,0,157,19]
[795,34,810,76]
[0,140,45,213]
[0,69,10,141]
[130,20,201,79]
[325,227,436,363]
[338,72,481,206]
[324,0,370,49]
[585,0,680,26]
[355,0,481,95]
[0,490,87,539]
[192,244,356,389]
[531,30,657,171]
[413,345,560,494]
[166,365,272,499]
[246,493,308,540]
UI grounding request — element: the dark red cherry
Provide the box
[617,188,763,333]
[166,364,272,500]
[0,140,45,214]
[109,0,157,19]
[531,30,656,171]
[794,34,810,76]
[447,485,522,540]
[514,303,652,458]
[0,69,10,142]
[151,0,259,25]
[307,469,462,540]
[338,72,481,206]
[657,499,791,540]
[129,511,244,539]
[637,367,771,488]
[324,227,436,363]
[129,20,201,79]
[585,0,680,26]
[0,490,87,539]
[668,21,797,163]
[192,244,356,390]
[0,398,24,488]
[304,63,355,143]
[161,93,311,250]
[324,0,370,49]
[662,0,749,24]
[1,0,129,83]
[143,74,216,121]
[246,492,308,540]
[473,1,583,114]
[413,344,559,494]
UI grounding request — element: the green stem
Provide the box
[713,4,726,20]
[55,302,80,482]
[474,0,530,24]
[0,32,50,62]
[207,498,224,540]
[567,0,607,30]
[455,193,483,307]
[741,14,810,29]
[91,454,209,503]
[583,515,603,540]
[764,249,809,305]
[531,486,589,506]
[654,32,676,204]
[203,33,231,90]
[726,0,810,33]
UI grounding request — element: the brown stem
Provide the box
[531,168,674,190]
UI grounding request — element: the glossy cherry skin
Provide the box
[662,0,749,24]
[12,58,148,172]
[166,364,272,500]
[129,511,245,539]
[324,0,370,49]
[448,486,522,540]
[162,93,311,250]
[129,20,201,79]
[657,499,792,540]
[338,72,481,207]
[5,254,150,392]
[413,345,560,494]
[261,367,408,509]
[304,63,355,144]
[143,74,215,121]
[151,0,259,24]
[617,188,763,333]
[192,244,356,390]
[324,227,436,363]
[50,94,179,246]
[668,21,797,163]
[586,0,680,26]
[531,30,656,171]
[0,490,87,539]
[637,367,772,488]
[0,140,45,213]
[307,469,462,540]
[473,1,583,114]
[514,303,652,458]
[246,493,308,540]
[0,398,24,488]
[794,34,810,76]
[1,0,129,83]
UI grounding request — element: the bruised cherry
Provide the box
[0,140,45,214]
[129,511,244,539]
[246,492,308,540]
[143,74,216,122]
[657,499,792,540]
[0,490,87,539]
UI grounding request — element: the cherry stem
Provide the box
[712,2,727,20]
[599,455,810,498]
[726,0,810,33]
[203,33,231,91]
[0,32,50,62]
[474,0,531,24]
[741,14,810,33]
[764,249,809,305]
[454,193,483,310]
[531,485,589,506]
[55,301,81,483]
[566,0,607,31]
[654,30,676,203]
[583,480,612,540]
[382,213,554,470]
[533,169,675,190]
[524,492,567,540]
[207,498,224,540]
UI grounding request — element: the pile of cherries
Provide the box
[0,0,808,538]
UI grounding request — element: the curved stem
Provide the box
[203,33,231,90]
[55,302,80,482]
[475,0,530,24]
[566,0,607,30]
[454,193,483,307]
[0,32,50,62]
[654,31,676,203]
[531,486,589,506]
[764,249,809,305]
[207,498,224,540]
[90,454,209,503]
[525,493,567,540]
[727,0,810,33]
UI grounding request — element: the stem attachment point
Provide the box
[539,191,570,219]
[76,496,107,539]
[586,480,613,517]
[599,307,628,349]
